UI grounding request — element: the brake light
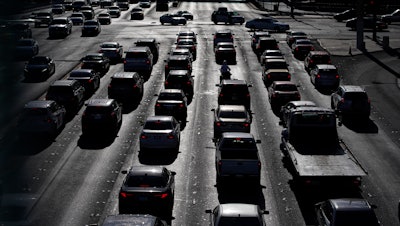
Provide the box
[133,84,138,89]
[309,59,313,64]
[146,60,150,64]
[111,112,116,117]
[179,103,184,108]
[44,117,52,123]
[155,193,168,199]
[108,84,112,88]
[120,192,133,198]
[340,98,345,103]
[165,81,169,86]
[275,45,278,49]
[168,134,175,139]
[218,160,222,171]
[165,65,169,69]
[219,93,223,97]
[258,161,261,170]
[156,103,161,107]
[368,98,371,104]
[88,79,92,83]
[297,93,301,99]
[123,60,127,64]
[311,46,315,51]
[235,138,241,141]
[316,74,321,78]
[246,93,250,99]
[295,47,299,51]
[244,123,249,127]
[328,60,331,64]
[353,177,361,186]
[140,134,147,139]
[186,81,191,85]
[287,74,291,79]
[216,122,221,127]
[191,46,195,51]
[267,73,271,79]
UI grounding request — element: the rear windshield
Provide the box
[71,13,84,17]
[48,86,72,96]
[37,12,51,17]
[335,210,379,226]
[220,150,258,159]
[220,138,257,150]
[158,93,183,101]
[216,33,232,38]
[144,121,173,130]
[168,60,189,67]
[126,175,167,188]
[218,111,246,118]
[274,84,297,91]
[85,106,112,115]
[111,78,135,85]
[51,19,67,24]
[312,55,330,63]
[126,52,148,58]
[344,92,368,100]
[221,85,249,95]
[84,21,98,26]
[70,72,91,77]
[294,113,334,126]
[17,40,33,46]
[167,75,188,83]
[83,55,102,61]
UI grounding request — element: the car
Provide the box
[4,23,32,39]
[279,100,317,127]
[81,98,122,136]
[331,85,371,120]
[176,38,197,60]
[217,79,252,111]
[63,0,73,11]
[116,0,130,10]
[101,214,168,226]
[176,30,197,43]
[381,9,400,24]
[97,13,112,25]
[90,0,100,7]
[81,9,95,20]
[168,48,193,62]
[71,0,86,11]
[135,38,160,64]
[172,0,178,7]
[245,17,289,32]
[214,42,236,64]
[155,89,188,121]
[263,58,288,71]
[268,81,301,110]
[45,80,85,114]
[345,17,388,31]
[52,4,65,14]
[315,198,380,226]
[131,8,144,20]
[291,39,315,58]
[333,8,357,22]
[250,31,270,50]
[205,203,269,226]
[286,30,307,46]
[310,64,340,90]
[70,12,85,25]
[139,116,181,151]
[212,105,251,138]
[176,10,193,20]
[81,19,101,36]
[17,100,66,138]
[164,55,192,77]
[80,53,110,75]
[139,0,151,8]
[213,29,234,48]
[254,37,279,59]
[228,11,245,24]
[119,166,175,214]
[15,38,39,59]
[108,6,121,18]
[100,0,113,8]
[80,4,95,14]
[48,17,73,38]
[24,56,55,81]
[304,51,331,72]
[262,68,291,87]
[108,72,144,103]
[164,69,194,99]
[124,46,153,78]
[34,12,53,27]
[259,49,284,66]
[99,42,123,62]
[67,69,100,95]
[159,13,187,25]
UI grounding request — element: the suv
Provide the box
[213,29,234,48]
[135,38,160,63]
[164,70,194,99]
[310,64,340,90]
[254,37,279,59]
[108,72,144,103]
[81,98,122,136]
[124,47,153,78]
[251,31,270,50]
[46,80,85,114]
[48,17,73,38]
[304,51,332,72]
[217,79,252,111]
[155,89,188,121]
[331,85,371,120]
[164,55,192,77]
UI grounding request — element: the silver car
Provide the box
[205,203,269,226]
[212,105,251,138]
[140,116,181,151]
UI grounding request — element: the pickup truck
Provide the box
[280,106,367,189]
[214,132,261,185]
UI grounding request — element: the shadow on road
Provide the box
[138,149,178,165]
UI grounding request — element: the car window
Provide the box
[84,21,98,25]
[126,175,168,187]
[144,121,173,130]
[221,85,249,95]
[158,93,183,101]
[126,52,148,58]
[218,111,246,118]
[275,84,297,91]
[85,106,112,115]
[220,138,257,150]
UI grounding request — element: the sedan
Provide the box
[245,17,290,32]
[279,100,317,127]
[139,0,151,8]
[176,10,193,20]
[97,13,111,25]
[205,203,269,226]
[15,38,39,59]
[381,9,400,24]
[81,19,101,36]
[131,7,144,20]
[52,4,65,14]
[155,89,188,121]
[108,6,121,18]
[80,53,110,75]
[286,30,307,46]
[119,166,175,215]
[160,13,187,25]
[99,42,123,63]
[67,69,100,95]
[212,105,251,138]
[24,56,55,81]
[139,116,181,151]
[70,12,85,25]
[176,39,197,60]
[345,17,388,31]
[291,39,315,58]
[214,42,236,64]
[268,81,301,110]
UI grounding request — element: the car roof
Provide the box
[221,132,254,139]
[128,165,166,176]
[112,72,139,79]
[24,100,55,109]
[259,37,276,41]
[167,55,190,60]
[146,115,175,122]
[86,98,115,107]
[178,30,195,35]
[127,46,150,52]
[218,105,247,112]
[102,214,160,226]
[101,41,119,46]
[221,79,248,85]
[329,198,373,212]
[315,64,337,70]
[218,203,260,217]
[136,38,156,43]
[265,69,289,73]
[216,29,233,34]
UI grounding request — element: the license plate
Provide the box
[94,114,102,120]
[138,196,148,201]
[153,136,162,140]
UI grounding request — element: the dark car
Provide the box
[310,64,340,90]
[164,55,192,77]
[81,10,95,20]
[4,23,32,39]
[259,49,284,66]
[213,29,234,48]
[155,89,188,121]
[71,0,86,11]
[212,105,251,138]
[291,39,315,58]
[108,6,121,18]
[97,13,112,25]
[24,56,55,81]
[81,53,110,75]
[34,12,53,27]
[15,38,39,59]
[245,17,289,32]
[334,8,357,22]
[262,68,291,87]
[331,85,371,120]
[67,69,100,95]
[176,30,197,43]
[279,100,317,127]
[268,81,301,110]
[100,0,113,8]
[217,79,252,111]
[175,38,197,60]
[123,47,153,78]
[286,30,307,46]
[81,98,122,136]
[254,37,279,60]
[119,166,175,215]
[82,19,101,36]
[135,38,160,63]
[46,80,85,114]
[214,42,236,65]
[345,17,388,31]
[131,7,144,20]
[48,17,73,38]
[250,31,270,50]
[99,42,123,62]
[70,12,85,25]
[176,10,193,20]
[381,9,400,24]
[304,51,332,72]
[168,48,193,62]
[164,70,194,99]
[108,72,144,103]
[159,13,187,25]
[102,214,167,226]
[315,198,380,226]
[205,203,268,226]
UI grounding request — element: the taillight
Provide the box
[287,74,291,79]
[88,79,92,83]
[146,60,150,64]
[246,93,250,99]
[297,93,301,99]
[133,84,138,89]
[295,47,299,51]
[98,50,103,53]
[328,60,331,64]
[258,161,261,170]
[368,98,371,104]
[155,193,168,199]
[120,192,133,198]
[186,81,191,85]
[335,74,340,79]
[123,60,127,64]
[165,81,169,85]
[140,134,147,139]
[340,98,345,103]
[111,112,116,117]
[108,84,112,88]
[267,73,271,79]
[218,160,222,171]
[219,93,223,97]
[179,103,184,108]
[165,65,169,69]
[44,117,52,123]
[244,123,249,127]
[311,46,315,51]
[216,122,221,127]
[316,74,321,78]
[168,133,175,139]
[309,59,313,64]
[156,103,161,107]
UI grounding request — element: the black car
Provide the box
[99,42,123,63]
[214,42,236,64]
[155,89,188,121]
[135,38,160,63]
[175,38,197,60]
[6,23,32,39]
[45,80,85,114]
[164,55,192,77]
[82,19,102,36]
[34,12,53,27]
[333,8,357,22]
[81,98,122,136]
[67,69,100,95]
[48,17,73,38]
[217,79,252,111]
[131,7,144,20]
[345,17,388,31]
[80,53,110,75]
[119,166,175,215]
[108,72,144,103]
[97,13,112,25]
[164,70,194,99]
[24,56,55,81]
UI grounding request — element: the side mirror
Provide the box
[171,171,176,176]
[278,121,283,125]
[262,210,269,214]
[121,170,128,174]
[205,209,212,213]
[211,109,215,111]
[256,139,261,143]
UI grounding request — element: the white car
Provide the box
[206,203,269,226]
[245,17,289,32]
[140,116,181,151]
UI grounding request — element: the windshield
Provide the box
[126,175,167,188]
[158,93,183,101]
[219,111,246,118]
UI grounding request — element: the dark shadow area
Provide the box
[341,117,379,134]
[13,135,54,155]
[138,150,179,165]
[361,48,400,79]
[77,133,117,149]
[121,101,140,114]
